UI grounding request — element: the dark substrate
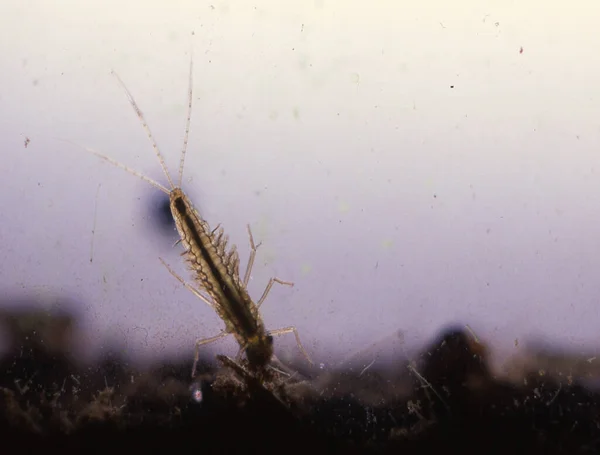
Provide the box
[0,306,599,454]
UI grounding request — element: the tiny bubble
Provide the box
[190,382,203,403]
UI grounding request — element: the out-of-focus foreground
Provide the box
[0,300,599,454]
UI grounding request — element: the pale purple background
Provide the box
[2,1,600,373]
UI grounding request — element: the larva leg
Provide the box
[243,224,261,287]
[255,277,294,310]
[159,257,215,309]
[242,225,294,308]
[268,326,313,366]
[192,331,230,378]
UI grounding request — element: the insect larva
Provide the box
[64,55,312,378]
[162,223,312,378]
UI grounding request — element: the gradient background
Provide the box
[2,1,599,373]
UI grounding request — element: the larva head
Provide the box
[245,333,274,370]
[169,188,191,234]
[169,188,187,213]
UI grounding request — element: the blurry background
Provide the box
[1,0,599,373]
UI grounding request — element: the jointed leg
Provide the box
[191,331,230,378]
[159,257,214,309]
[243,224,262,287]
[243,225,294,309]
[268,326,313,366]
[269,354,298,378]
[159,258,229,378]
[256,277,294,309]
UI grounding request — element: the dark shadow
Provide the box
[146,192,177,238]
